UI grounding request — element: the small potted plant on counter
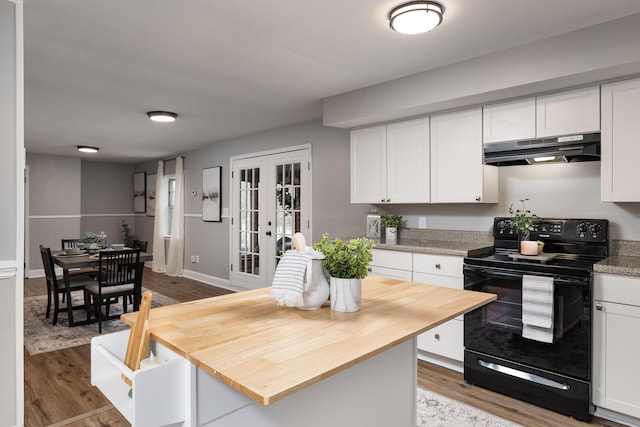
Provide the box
[381,214,405,244]
[509,198,539,255]
[313,233,374,312]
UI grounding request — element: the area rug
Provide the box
[417,387,523,427]
[24,288,180,355]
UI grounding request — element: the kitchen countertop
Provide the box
[121,275,495,405]
[594,256,640,277]
[374,239,493,257]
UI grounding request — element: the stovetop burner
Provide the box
[464,217,609,277]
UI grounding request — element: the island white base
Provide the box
[92,331,417,427]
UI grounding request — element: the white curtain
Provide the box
[152,160,167,273]
[166,157,184,276]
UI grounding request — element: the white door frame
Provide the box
[229,144,312,290]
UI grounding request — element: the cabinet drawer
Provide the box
[413,253,462,278]
[369,265,412,281]
[417,319,463,361]
[412,272,462,290]
[594,273,640,304]
[371,249,412,270]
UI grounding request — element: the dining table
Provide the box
[52,249,153,327]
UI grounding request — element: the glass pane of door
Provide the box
[238,167,260,276]
[274,160,302,266]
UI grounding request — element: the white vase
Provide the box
[330,277,362,312]
[385,227,397,244]
[297,259,330,310]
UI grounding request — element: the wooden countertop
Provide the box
[122,275,495,405]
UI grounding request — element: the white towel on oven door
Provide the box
[521,274,554,343]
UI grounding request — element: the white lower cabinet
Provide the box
[593,273,640,424]
[369,249,413,281]
[413,253,464,371]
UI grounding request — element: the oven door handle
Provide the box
[477,359,571,391]
[463,265,523,280]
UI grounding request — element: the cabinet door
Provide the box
[593,301,640,418]
[601,78,640,201]
[386,118,430,203]
[536,86,600,137]
[431,108,496,203]
[350,126,387,203]
[483,98,536,143]
[417,319,463,361]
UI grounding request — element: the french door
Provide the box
[230,148,311,289]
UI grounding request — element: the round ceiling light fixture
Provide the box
[77,145,99,153]
[147,111,178,123]
[389,1,444,35]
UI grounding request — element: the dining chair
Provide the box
[84,248,144,333]
[61,238,81,249]
[39,245,95,326]
[132,240,148,252]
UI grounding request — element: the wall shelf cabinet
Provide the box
[430,108,498,203]
[601,77,640,202]
[350,118,429,204]
[483,85,600,144]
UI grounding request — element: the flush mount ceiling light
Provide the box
[389,1,444,34]
[77,145,99,153]
[147,111,178,123]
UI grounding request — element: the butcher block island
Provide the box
[91,275,495,427]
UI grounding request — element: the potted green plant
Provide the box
[313,233,375,312]
[509,198,539,254]
[381,214,405,244]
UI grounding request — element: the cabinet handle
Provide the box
[386,198,391,203]
[595,303,603,311]
[475,196,481,202]
[434,333,440,340]
[367,267,372,273]
[381,199,385,202]
[435,263,441,269]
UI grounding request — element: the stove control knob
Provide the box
[576,222,588,234]
[589,223,602,234]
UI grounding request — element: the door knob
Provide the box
[266,231,272,236]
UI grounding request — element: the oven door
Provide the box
[463,263,591,381]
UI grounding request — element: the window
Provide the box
[166,176,176,236]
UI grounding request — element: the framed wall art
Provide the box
[133,172,146,213]
[202,166,221,222]
[146,173,157,216]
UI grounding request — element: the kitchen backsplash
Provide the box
[611,240,640,257]
[398,228,493,245]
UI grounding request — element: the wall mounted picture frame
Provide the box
[202,166,221,222]
[133,172,146,213]
[146,173,157,216]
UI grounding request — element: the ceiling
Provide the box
[24,0,640,163]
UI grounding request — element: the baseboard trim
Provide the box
[182,269,235,292]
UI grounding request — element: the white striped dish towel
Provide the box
[521,274,554,344]
[269,250,313,307]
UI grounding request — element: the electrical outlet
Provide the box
[418,217,427,229]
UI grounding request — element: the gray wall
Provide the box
[133,119,369,281]
[26,153,137,274]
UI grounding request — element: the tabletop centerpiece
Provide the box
[313,233,374,312]
[82,231,101,250]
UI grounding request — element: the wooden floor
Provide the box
[24,269,624,427]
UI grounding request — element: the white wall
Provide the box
[380,162,640,241]
[324,13,640,129]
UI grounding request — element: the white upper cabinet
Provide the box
[431,108,498,203]
[601,77,640,202]
[483,98,536,143]
[482,86,600,144]
[350,118,429,204]
[536,86,600,137]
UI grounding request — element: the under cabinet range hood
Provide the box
[483,132,600,166]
